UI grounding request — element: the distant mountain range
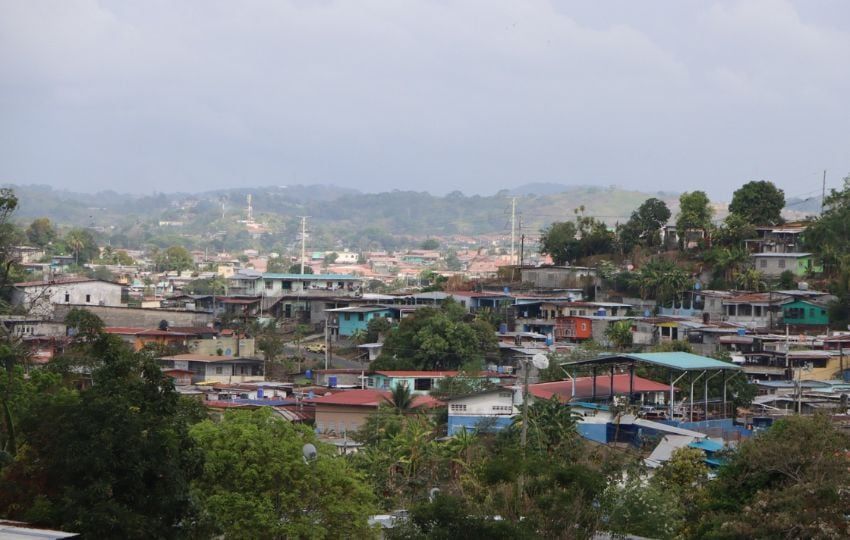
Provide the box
[1,182,818,250]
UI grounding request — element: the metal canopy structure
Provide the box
[561,352,742,421]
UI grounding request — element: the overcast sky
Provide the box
[1,0,848,199]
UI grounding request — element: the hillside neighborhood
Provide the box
[0,176,849,538]
[2,2,850,536]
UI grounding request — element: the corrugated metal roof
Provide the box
[564,352,741,372]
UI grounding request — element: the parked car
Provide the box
[306,343,326,353]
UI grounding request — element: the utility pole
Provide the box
[299,216,309,275]
[324,312,331,370]
[510,197,517,266]
[821,170,827,216]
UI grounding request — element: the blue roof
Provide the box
[563,352,740,372]
[262,273,360,280]
[689,439,724,452]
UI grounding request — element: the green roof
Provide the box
[563,352,740,372]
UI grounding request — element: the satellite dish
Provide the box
[532,353,549,370]
[302,443,318,463]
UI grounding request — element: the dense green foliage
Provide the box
[539,215,614,265]
[618,197,671,253]
[190,408,377,538]
[372,299,496,371]
[676,191,713,249]
[0,332,202,538]
[728,180,785,226]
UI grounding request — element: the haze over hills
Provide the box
[1,182,818,249]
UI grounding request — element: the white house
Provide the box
[446,388,519,435]
[11,277,124,319]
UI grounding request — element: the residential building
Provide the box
[325,305,394,337]
[157,353,264,384]
[781,299,830,328]
[750,252,822,277]
[721,292,790,329]
[11,277,124,319]
[446,388,518,435]
[367,370,505,395]
[520,266,598,289]
[311,389,440,435]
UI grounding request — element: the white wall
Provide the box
[14,281,123,318]
[448,391,517,417]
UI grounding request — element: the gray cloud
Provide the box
[0,0,848,199]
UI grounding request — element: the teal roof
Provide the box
[689,439,724,452]
[563,352,740,372]
[262,273,360,280]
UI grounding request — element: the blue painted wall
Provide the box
[448,415,513,435]
[337,309,392,337]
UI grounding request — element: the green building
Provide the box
[782,299,830,326]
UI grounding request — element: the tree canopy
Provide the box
[619,198,671,253]
[729,180,785,226]
[190,408,376,538]
[675,191,713,249]
[372,299,496,371]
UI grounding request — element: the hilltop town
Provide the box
[0,177,849,537]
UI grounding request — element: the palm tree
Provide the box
[605,320,634,351]
[65,229,87,265]
[389,383,414,413]
[735,268,767,292]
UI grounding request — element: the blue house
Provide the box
[326,305,393,337]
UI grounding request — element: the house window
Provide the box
[778,259,786,269]
[414,378,432,391]
[492,405,513,413]
[85,294,91,303]
[215,367,223,374]
[357,313,364,321]
[344,313,351,321]
[450,404,467,412]
[809,308,816,318]
[64,293,70,303]
[759,259,767,268]
[265,281,273,290]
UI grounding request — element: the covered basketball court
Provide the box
[561,352,742,421]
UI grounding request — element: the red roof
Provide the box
[374,370,459,378]
[310,389,442,409]
[104,326,147,335]
[529,374,670,401]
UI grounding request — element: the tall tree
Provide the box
[373,299,496,371]
[190,408,376,538]
[0,332,202,538]
[729,180,785,226]
[696,415,850,538]
[675,191,713,249]
[619,198,672,252]
[25,218,56,248]
[539,221,578,265]
[64,228,98,265]
[804,175,850,276]
[155,245,194,272]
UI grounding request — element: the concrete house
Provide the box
[157,353,264,384]
[750,252,821,277]
[311,389,441,435]
[12,277,124,318]
[446,388,518,435]
[721,292,790,329]
[325,305,393,337]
